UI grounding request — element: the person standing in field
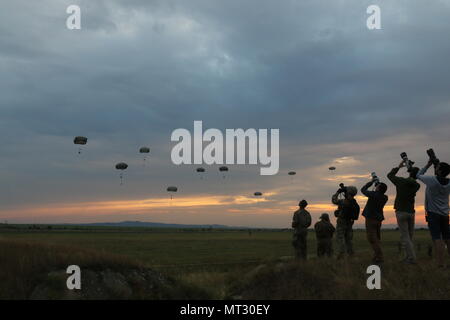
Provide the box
[314,213,335,257]
[416,160,450,268]
[387,162,421,264]
[332,185,360,260]
[292,200,312,260]
[361,180,388,265]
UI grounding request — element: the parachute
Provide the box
[115,162,128,185]
[288,171,296,183]
[254,191,263,204]
[167,186,178,199]
[329,166,336,171]
[74,136,87,145]
[219,166,229,179]
[196,167,206,180]
[115,162,128,170]
[73,136,88,154]
[139,147,150,165]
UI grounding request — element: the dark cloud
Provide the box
[0,0,449,226]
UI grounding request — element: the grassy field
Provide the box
[1,225,448,299]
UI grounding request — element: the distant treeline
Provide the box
[0,223,278,233]
[0,223,428,233]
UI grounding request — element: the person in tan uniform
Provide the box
[292,200,312,260]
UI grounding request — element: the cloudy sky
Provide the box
[0,0,449,227]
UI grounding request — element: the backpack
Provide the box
[298,210,311,228]
[293,210,311,228]
[337,199,360,220]
[348,200,360,220]
[315,221,333,238]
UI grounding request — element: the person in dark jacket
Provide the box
[361,180,388,264]
[314,213,336,257]
[292,200,312,260]
[387,161,420,264]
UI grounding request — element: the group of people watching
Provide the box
[291,157,450,267]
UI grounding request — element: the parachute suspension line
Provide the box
[115,162,128,186]
[78,147,82,155]
[219,167,228,180]
[196,168,206,180]
[288,171,296,184]
[139,147,150,167]
[166,187,177,204]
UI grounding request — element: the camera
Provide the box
[427,148,440,166]
[371,172,380,186]
[337,183,348,197]
[400,152,415,170]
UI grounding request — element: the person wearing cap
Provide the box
[332,185,360,259]
[387,161,421,264]
[314,213,336,257]
[291,200,312,260]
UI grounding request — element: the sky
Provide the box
[0,0,449,228]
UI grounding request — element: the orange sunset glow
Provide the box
[1,192,427,228]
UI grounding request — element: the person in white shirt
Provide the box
[416,161,450,267]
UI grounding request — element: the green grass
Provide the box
[0,229,296,266]
[0,228,433,266]
[0,237,210,299]
[0,227,445,299]
[230,256,450,299]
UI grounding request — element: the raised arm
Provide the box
[387,167,401,185]
[361,181,375,197]
[332,191,341,205]
[416,161,435,186]
[418,161,432,177]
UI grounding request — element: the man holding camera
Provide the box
[292,199,312,260]
[332,185,360,259]
[416,155,450,268]
[361,177,388,265]
[387,161,421,264]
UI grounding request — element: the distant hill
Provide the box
[70,221,250,229]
